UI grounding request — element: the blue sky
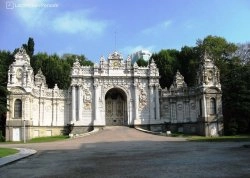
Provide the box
[0,0,250,62]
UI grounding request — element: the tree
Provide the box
[233,43,250,65]
[32,53,94,89]
[0,50,14,138]
[223,60,250,134]
[196,35,237,79]
[136,58,148,67]
[13,37,35,58]
[151,49,179,88]
[177,46,199,86]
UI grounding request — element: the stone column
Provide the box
[155,85,160,120]
[78,86,82,121]
[202,94,207,118]
[149,85,155,120]
[134,84,138,120]
[129,99,133,125]
[52,100,57,126]
[71,85,76,123]
[94,84,99,123]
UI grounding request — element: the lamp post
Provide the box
[23,119,26,143]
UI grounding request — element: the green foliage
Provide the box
[0,130,5,142]
[0,148,18,157]
[136,58,148,67]
[177,46,199,86]
[188,135,250,142]
[31,53,93,89]
[0,50,13,136]
[196,35,238,80]
[22,37,35,58]
[28,135,69,143]
[151,49,179,88]
[223,61,250,135]
[196,35,237,61]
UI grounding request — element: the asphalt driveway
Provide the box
[0,126,250,178]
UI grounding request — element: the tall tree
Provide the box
[0,50,14,137]
[151,49,179,89]
[233,43,250,65]
[177,46,199,86]
[22,37,35,58]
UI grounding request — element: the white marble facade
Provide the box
[5,48,223,141]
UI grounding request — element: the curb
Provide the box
[69,128,100,138]
[135,127,162,135]
[0,148,37,168]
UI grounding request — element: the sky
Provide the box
[0,0,250,62]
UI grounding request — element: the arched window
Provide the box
[210,98,216,115]
[14,99,22,118]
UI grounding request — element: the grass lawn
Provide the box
[27,135,69,143]
[187,135,250,142]
[0,148,18,158]
[0,135,69,144]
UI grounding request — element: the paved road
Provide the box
[0,126,250,178]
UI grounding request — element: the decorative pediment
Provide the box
[205,87,221,94]
[108,51,123,61]
[10,87,26,94]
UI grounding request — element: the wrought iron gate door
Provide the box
[105,95,125,125]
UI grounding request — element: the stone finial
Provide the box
[150,59,156,69]
[54,84,59,90]
[133,62,138,68]
[73,58,81,68]
[100,56,105,62]
[14,46,30,63]
[35,68,47,87]
[173,70,187,88]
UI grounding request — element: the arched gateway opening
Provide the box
[105,88,127,126]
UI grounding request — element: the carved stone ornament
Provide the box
[173,70,187,88]
[139,89,147,109]
[11,87,26,94]
[83,89,92,110]
[14,47,30,63]
[16,68,22,79]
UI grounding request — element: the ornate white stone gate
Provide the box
[70,51,161,127]
[5,48,223,141]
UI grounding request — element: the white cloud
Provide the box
[52,11,108,35]
[142,20,172,34]
[120,45,155,56]
[15,2,108,36]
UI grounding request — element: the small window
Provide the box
[210,98,216,115]
[14,99,22,118]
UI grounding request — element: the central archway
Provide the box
[105,88,127,126]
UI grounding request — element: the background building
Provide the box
[131,50,152,64]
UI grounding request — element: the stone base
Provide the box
[5,126,68,141]
[135,123,198,135]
